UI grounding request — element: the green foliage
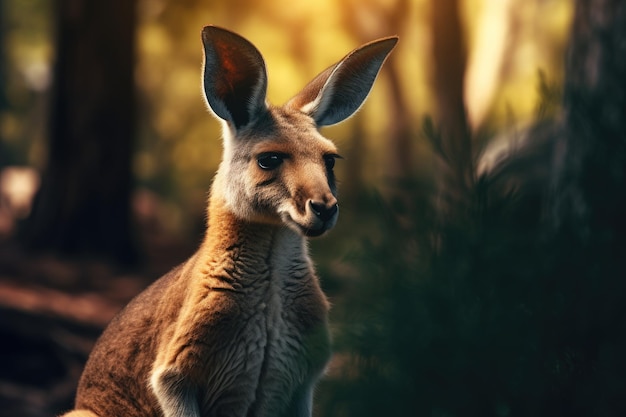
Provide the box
[318,112,626,416]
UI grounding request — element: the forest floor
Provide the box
[0,226,195,417]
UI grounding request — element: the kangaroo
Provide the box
[61,26,397,417]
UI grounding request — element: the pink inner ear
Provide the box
[214,43,247,99]
[214,41,263,104]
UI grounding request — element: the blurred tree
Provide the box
[320,1,626,416]
[0,4,6,114]
[553,0,626,239]
[0,3,8,167]
[20,0,137,264]
[431,0,468,142]
[0,1,10,166]
[430,0,473,196]
[340,0,413,182]
[546,1,626,411]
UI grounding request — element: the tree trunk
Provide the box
[0,4,5,111]
[383,56,413,182]
[339,0,413,183]
[430,0,468,144]
[546,2,626,413]
[20,0,138,264]
[429,0,473,209]
[552,0,626,241]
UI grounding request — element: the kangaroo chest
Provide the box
[197,233,330,415]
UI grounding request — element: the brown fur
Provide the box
[62,26,396,417]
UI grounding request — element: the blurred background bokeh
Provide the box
[4,0,626,416]
[0,0,572,243]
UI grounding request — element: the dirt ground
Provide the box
[0,233,194,417]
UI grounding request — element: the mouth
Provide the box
[301,225,328,237]
[281,212,332,237]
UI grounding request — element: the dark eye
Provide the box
[257,153,285,170]
[324,154,340,170]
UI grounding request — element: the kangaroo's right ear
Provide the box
[202,25,268,131]
[287,36,398,127]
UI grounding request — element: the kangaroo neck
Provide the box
[198,194,308,285]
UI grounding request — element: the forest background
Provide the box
[2,0,625,416]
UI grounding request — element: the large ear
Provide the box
[287,36,398,126]
[201,25,268,130]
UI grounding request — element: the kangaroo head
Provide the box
[201,26,397,237]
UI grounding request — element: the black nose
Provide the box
[309,201,338,222]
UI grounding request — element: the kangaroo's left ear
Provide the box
[287,36,398,127]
